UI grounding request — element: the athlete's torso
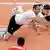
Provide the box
[15,9,50,26]
[15,9,36,25]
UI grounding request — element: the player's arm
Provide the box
[37,12,49,28]
[35,12,44,23]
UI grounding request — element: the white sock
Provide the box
[3,32,9,39]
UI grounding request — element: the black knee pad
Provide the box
[7,15,23,35]
[8,24,22,35]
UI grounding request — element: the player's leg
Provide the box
[4,23,22,41]
[2,15,15,41]
[3,15,22,41]
[3,23,22,41]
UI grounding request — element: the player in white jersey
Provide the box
[2,4,42,41]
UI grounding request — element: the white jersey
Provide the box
[15,9,50,26]
[15,9,36,25]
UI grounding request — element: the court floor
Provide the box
[0,25,50,50]
[0,1,50,50]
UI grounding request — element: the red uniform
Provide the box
[8,46,26,50]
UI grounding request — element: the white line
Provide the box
[0,2,39,5]
[0,2,49,5]
[0,2,14,4]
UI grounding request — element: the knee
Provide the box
[8,28,14,35]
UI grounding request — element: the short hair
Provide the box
[43,4,50,9]
[33,4,42,9]
[17,37,25,46]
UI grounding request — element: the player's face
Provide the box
[43,9,50,15]
[34,6,40,15]
[36,6,40,10]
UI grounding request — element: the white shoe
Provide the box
[2,32,9,40]
[3,32,9,39]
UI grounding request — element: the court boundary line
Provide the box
[0,2,49,5]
